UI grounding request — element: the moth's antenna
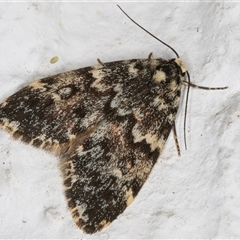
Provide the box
[117,5,179,58]
[118,4,191,151]
[184,72,191,150]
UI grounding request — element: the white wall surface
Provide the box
[0,2,239,238]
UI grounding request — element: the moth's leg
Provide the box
[172,122,181,157]
[148,52,153,59]
[97,58,105,66]
[182,81,228,90]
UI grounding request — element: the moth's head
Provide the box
[174,58,187,75]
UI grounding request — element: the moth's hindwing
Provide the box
[0,58,183,233]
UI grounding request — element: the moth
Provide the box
[0,5,227,234]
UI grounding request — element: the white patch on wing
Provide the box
[29,80,47,91]
[125,188,134,206]
[128,62,139,76]
[132,123,166,151]
[153,70,166,83]
[90,68,108,91]
[1,118,20,133]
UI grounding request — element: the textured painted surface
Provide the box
[0,2,239,239]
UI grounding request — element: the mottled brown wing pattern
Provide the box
[0,57,184,233]
[0,59,165,148]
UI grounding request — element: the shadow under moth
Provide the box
[0,5,227,234]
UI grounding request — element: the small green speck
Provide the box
[50,56,59,64]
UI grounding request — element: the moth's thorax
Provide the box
[150,58,184,88]
[147,58,182,122]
